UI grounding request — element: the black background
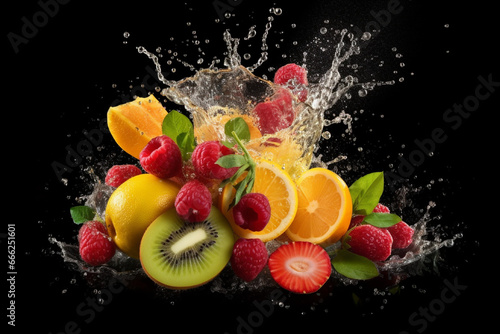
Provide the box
[6,0,499,333]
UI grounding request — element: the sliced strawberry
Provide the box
[268,241,331,294]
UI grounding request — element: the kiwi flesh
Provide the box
[140,206,234,289]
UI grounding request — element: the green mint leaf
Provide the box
[332,249,379,280]
[234,174,251,207]
[225,117,250,143]
[363,212,402,228]
[177,131,195,160]
[349,172,384,215]
[70,206,96,225]
[221,140,234,149]
[223,130,257,209]
[162,110,195,159]
[216,154,247,169]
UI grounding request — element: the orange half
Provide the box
[107,95,167,159]
[218,160,298,242]
[286,168,352,245]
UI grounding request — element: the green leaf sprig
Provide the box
[331,172,403,280]
[216,117,256,209]
[349,172,401,228]
[70,205,103,224]
[162,110,196,160]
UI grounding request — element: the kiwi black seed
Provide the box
[140,206,234,289]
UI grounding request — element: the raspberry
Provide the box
[348,224,393,262]
[139,135,182,179]
[387,221,414,249]
[274,63,308,102]
[230,238,268,282]
[232,193,271,231]
[78,221,116,266]
[105,164,142,187]
[174,180,212,223]
[253,89,295,135]
[348,214,365,229]
[191,141,238,180]
[373,203,391,213]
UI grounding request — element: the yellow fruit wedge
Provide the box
[107,95,167,159]
[219,160,298,242]
[286,168,352,245]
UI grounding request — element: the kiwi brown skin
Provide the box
[139,206,234,290]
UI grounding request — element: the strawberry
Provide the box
[78,221,115,266]
[230,238,268,282]
[268,241,332,294]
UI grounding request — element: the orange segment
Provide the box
[218,160,298,242]
[107,95,167,159]
[286,168,352,245]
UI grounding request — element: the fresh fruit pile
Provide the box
[69,64,415,294]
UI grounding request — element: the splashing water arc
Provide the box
[137,27,383,179]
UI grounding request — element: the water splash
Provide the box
[136,22,401,180]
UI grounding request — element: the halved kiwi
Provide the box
[140,206,234,289]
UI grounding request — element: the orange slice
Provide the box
[218,160,298,242]
[107,95,167,159]
[286,168,352,245]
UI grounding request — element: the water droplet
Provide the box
[321,131,331,139]
[320,27,328,34]
[361,32,371,41]
[123,31,130,38]
[358,89,367,97]
[186,22,191,26]
[444,23,450,28]
[291,23,296,28]
[243,53,251,60]
[274,8,282,15]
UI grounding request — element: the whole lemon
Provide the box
[105,173,180,259]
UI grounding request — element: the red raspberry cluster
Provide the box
[347,203,415,262]
[250,63,309,136]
